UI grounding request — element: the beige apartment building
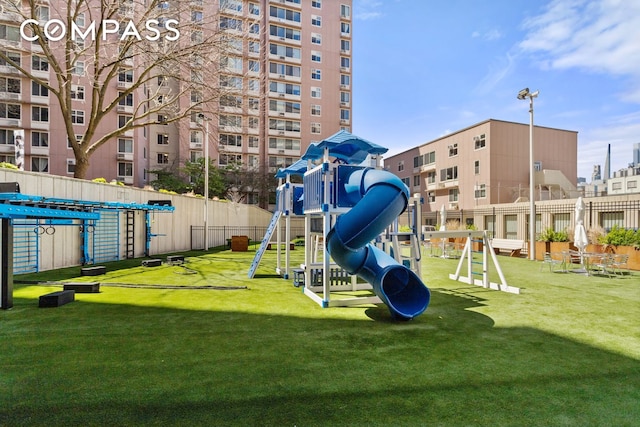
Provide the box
[386,119,578,216]
[0,0,352,204]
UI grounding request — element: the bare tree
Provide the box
[1,0,257,178]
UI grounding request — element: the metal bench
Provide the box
[81,266,106,276]
[63,282,100,293]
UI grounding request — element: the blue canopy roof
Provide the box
[274,158,308,178]
[301,130,388,164]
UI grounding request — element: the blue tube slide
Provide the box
[326,168,430,320]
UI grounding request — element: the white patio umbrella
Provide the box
[439,205,447,231]
[574,197,588,265]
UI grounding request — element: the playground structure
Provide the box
[249,130,431,320]
[0,185,174,309]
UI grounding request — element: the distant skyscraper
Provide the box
[603,144,611,180]
[592,165,601,183]
[633,142,640,166]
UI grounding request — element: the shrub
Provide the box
[0,162,18,170]
[599,225,640,247]
[538,227,569,242]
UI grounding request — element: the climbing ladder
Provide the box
[247,210,282,278]
[125,210,135,259]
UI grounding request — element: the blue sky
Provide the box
[351,0,640,180]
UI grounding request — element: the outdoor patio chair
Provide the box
[566,249,582,271]
[589,254,614,278]
[610,254,630,276]
[541,252,564,273]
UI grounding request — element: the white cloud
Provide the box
[520,0,640,102]
[472,28,503,41]
[354,0,384,20]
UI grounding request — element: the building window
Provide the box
[397,161,404,172]
[269,119,300,133]
[269,81,300,96]
[157,153,169,164]
[341,22,350,35]
[220,115,242,128]
[448,188,458,202]
[249,3,260,15]
[427,191,435,203]
[341,4,351,18]
[311,69,321,80]
[71,110,84,124]
[32,56,48,71]
[312,0,321,8]
[311,15,321,26]
[311,123,321,134]
[248,136,259,148]
[340,57,350,69]
[552,213,570,234]
[413,175,420,187]
[269,138,300,151]
[118,162,133,177]
[627,180,637,189]
[474,160,480,174]
[504,215,517,239]
[270,62,301,77]
[32,131,49,147]
[401,177,410,188]
[248,117,259,129]
[340,92,350,104]
[440,166,458,181]
[426,171,436,184]
[612,182,622,190]
[32,106,49,122]
[474,134,486,149]
[248,98,259,110]
[269,6,301,23]
[600,211,623,230]
[220,134,242,147]
[118,68,133,83]
[0,77,20,94]
[157,134,169,145]
[448,143,458,157]
[72,60,85,76]
[118,115,131,128]
[474,184,486,198]
[220,153,242,166]
[0,52,21,68]
[340,74,350,86]
[119,92,134,107]
[0,24,21,42]
[340,109,350,121]
[311,104,321,116]
[310,87,321,98]
[118,138,133,153]
[0,129,15,145]
[270,25,301,41]
[31,156,49,172]
[0,103,20,119]
[67,159,75,174]
[340,39,350,53]
[191,130,202,144]
[311,33,321,44]
[311,51,321,62]
[71,85,84,100]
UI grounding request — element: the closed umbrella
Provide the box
[574,197,588,268]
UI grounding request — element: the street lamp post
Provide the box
[517,88,539,261]
[199,114,210,251]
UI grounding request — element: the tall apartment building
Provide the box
[386,119,578,214]
[0,0,353,205]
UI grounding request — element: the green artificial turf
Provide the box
[1,248,639,426]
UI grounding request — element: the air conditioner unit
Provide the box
[66,159,76,165]
[340,102,347,107]
[193,143,202,148]
[278,112,285,116]
[279,93,285,97]
[340,85,348,89]
[473,135,480,141]
[340,67,348,72]
[279,74,285,79]
[279,56,285,60]
[278,131,285,135]
[278,149,285,154]
[117,81,127,88]
[117,153,127,159]
[449,203,459,210]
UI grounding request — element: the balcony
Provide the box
[437,180,459,189]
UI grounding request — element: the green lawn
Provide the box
[1,247,639,426]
